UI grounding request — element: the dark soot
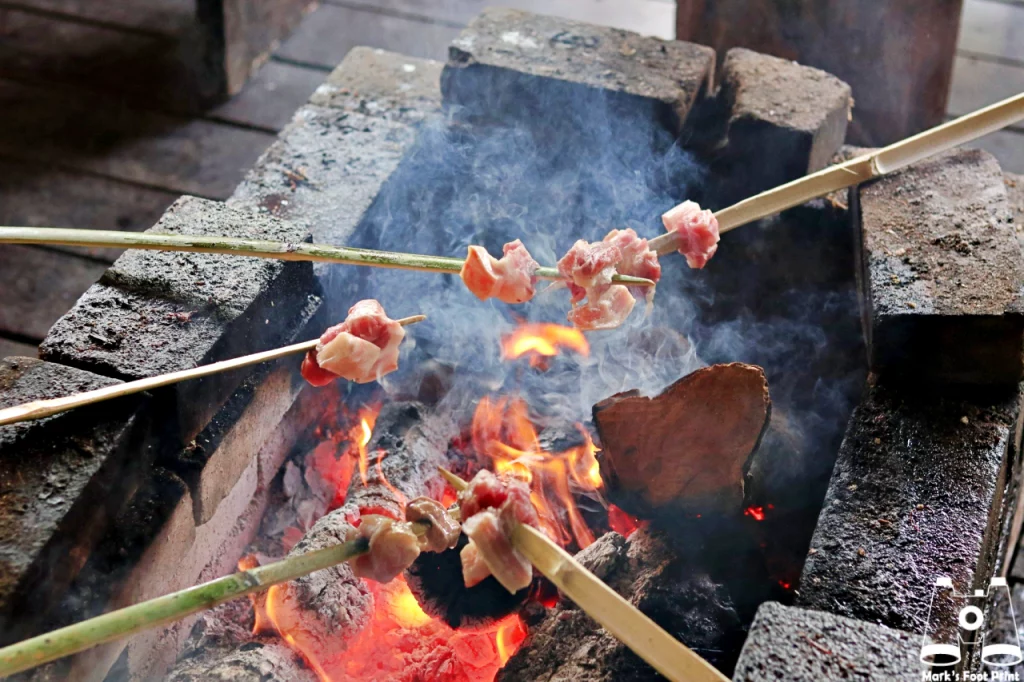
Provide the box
[405,534,529,629]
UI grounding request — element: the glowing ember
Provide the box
[501,323,589,369]
[744,506,766,521]
[607,504,641,537]
[268,575,526,681]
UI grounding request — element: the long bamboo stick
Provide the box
[0,535,371,677]
[0,315,426,427]
[649,92,1024,256]
[0,227,655,288]
[437,468,729,682]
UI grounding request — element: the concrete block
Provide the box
[308,47,442,123]
[714,47,852,204]
[798,378,1023,642]
[733,602,920,681]
[0,357,148,643]
[39,196,319,440]
[442,7,714,133]
[855,149,1024,385]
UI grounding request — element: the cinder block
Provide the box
[733,602,920,681]
[40,196,319,440]
[855,149,1024,385]
[712,48,851,205]
[309,47,442,123]
[798,378,1023,643]
[0,357,148,643]
[442,8,714,133]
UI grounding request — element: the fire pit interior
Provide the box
[2,7,1023,682]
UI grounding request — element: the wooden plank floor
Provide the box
[0,0,1021,357]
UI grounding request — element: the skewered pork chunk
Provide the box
[345,515,422,584]
[557,237,650,330]
[602,228,661,284]
[460,239,540,304]
[456,470,540,594]
[662,200,720,269]
[300,299,406,386]
[405,497,460,553]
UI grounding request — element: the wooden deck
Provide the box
[0,0,1022,356]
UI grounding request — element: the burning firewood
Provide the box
[593,363,771,518]
[0,312,427,427]
[437,468,730,682]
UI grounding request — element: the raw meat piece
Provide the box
[456,470,541,594]
[661,200,720,269]
[566,284,636,331]
[300,299,406,386]
[602,228,661,284]
[406,497,460,553]
[461,511,533,594]
[557,239,622,302]
[459,539,492,588]
[460,239,540,304]
[346,515,422,584]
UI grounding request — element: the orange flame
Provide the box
[501,323,589,368]
[354,407,378,487]
[238,555,275,635]
[267,575,525,681]
[470,396,605,550]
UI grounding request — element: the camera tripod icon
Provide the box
[920,576,1023,668]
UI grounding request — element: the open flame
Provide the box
[470,396,606,550]
[501,323,589,369]
[266,574,526,682]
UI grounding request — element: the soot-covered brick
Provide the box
[855,149,1024,385]
[0,357,148,644]
[798,378,1023,643]
[733,602,920,681]
[713,48,852,205]
[39,196,318,440]
[442,7,714,133]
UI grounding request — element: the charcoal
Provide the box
[499,528,743,680]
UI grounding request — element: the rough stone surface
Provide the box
[442,7,714,132]
[713,47,852,205]
[229,48,440,252]
[308,47,442,123]
[856,149,1024,385]
[0,357,147,643]
[499,529,744,680]
[39,196,319,440]
[733,602,921,681]
[1009,173,1024,245]
[798,378,1023,642]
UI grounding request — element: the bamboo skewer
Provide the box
[437,467,729,682]
[0,315,426,427]
[0,227,656,288]
[649,92,1024,256]
[0,517,436,677]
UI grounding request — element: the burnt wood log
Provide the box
[167,400,456,679]
[593,363,770,519]
[346,401,458,520]
[499,529,744,679]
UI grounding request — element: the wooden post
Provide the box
[675,0,964,146]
